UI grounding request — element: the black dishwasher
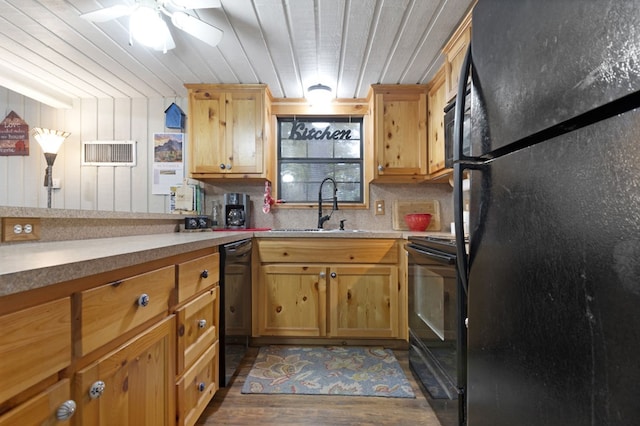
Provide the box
[219,238,252,387]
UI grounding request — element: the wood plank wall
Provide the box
[0,87,187,213]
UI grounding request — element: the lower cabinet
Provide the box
[0,379,73,426]
[255,238,404,340]
[74,316,176,426]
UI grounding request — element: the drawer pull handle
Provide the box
[319,272,326,278]
[89,381,106,399]
[201,269,209,279]
[219,163,226,170]
[56,400,77,420]
[330,272,337,278]
[137,293,150,307]
[198,319,207,329]
[197,382,206,392]
[378,164,384,172]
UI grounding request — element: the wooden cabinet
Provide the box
[328,264,398,338]
[175,253,220,426]
[369,85,429,182]
[76,266,175,357]
[0,246,222,426]
[0,379,74,426]
[0,298,72,423]
[443,11,472,102]
[74,316,176,426]
[185,84,273,181]
[176,341,219,426]
[254,238,404,340]
[427,67,448,176]
[258,264,326,337]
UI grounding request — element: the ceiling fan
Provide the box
[80,0,223,52]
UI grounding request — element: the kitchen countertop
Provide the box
[0,229,443,297]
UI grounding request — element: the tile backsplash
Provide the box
[205,182,453,232]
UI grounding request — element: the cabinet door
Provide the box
[328,265,399,338]
[427,68,447,175]
[444,12,472,101]
[257,265,326,336]
[373,87,428,179]
[189,90,226,174]
[75,316,176,426]
[225,90,264,174]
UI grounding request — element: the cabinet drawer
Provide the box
[0,379,73,425]
[77,266,175,356]
[177,253,220,304]
[0,298,71,405]
[257,239,399,264]
[176,287,219,374]
[176,340,219,426]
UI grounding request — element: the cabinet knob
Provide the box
[319,272,326,278]
[378,164,384,172]
[197,382,206,392]
[219,163,226,170]
[226,163,232,170]
[137,293,150,307]
[56,400,77,421]
[200,269,209,279]
[89,381,106,399]
[330,272,337,278]
[198,319,207,329]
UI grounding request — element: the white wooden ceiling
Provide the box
[0,0,474,106]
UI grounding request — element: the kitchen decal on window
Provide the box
[0,111,29,156]
[288,120,353,141]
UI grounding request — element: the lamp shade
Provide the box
[32,127,70,154]
[307,84,333,105]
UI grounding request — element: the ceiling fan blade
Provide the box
[169,0,221,9]
[80,4,131,22]
[171,12,223,48]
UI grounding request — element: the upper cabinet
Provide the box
[427,67,448,176]
[369,84,429,183]
[443,10,472,102]
[186,84,273,181]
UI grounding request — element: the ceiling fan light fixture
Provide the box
[307,84,333,105]
[129,5,174,51]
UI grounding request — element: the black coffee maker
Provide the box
[223,193,250,229]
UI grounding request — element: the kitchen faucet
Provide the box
[317,177,339,229]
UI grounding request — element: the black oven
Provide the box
[444,87,471,169]
[406,236,467,426]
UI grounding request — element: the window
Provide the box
[277,116,364,204]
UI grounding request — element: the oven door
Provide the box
[406,241,467,419]
[406,243,458,343]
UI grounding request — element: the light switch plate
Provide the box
[375,200,385,215]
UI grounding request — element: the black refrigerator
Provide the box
[452,2,640,425]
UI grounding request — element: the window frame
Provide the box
[276,116,365,205]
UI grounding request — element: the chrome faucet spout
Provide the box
[318,177,339,229]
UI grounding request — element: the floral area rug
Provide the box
[241,346,415,398]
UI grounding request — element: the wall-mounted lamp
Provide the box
[32,127,70,208]
[307,84,333,105]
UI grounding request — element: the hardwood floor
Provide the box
[195,346,443,425]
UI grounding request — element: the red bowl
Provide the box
[404,213,432,231]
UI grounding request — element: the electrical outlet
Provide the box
[1,218,41,242]
[375,200,385,215]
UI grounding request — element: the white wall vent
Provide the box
[82,140,136,166]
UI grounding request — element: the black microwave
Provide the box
[444,87,471,168]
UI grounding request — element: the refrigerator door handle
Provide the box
[454,43,473,294]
